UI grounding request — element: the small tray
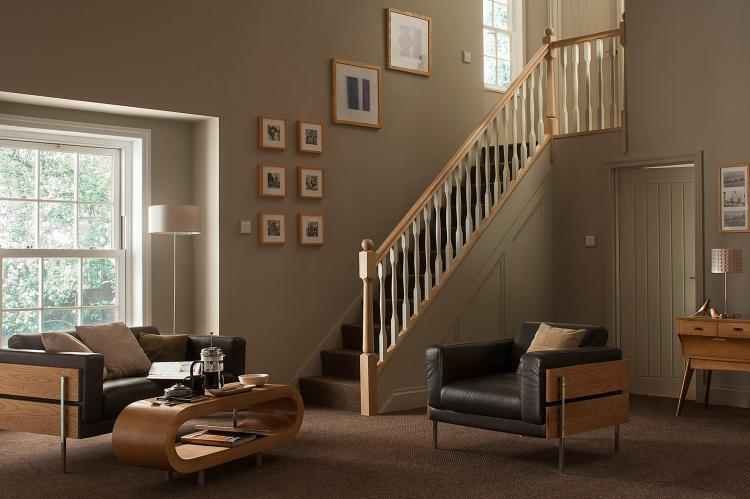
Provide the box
[208,385,255,397]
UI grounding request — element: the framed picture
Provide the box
[297,121,324,154]
[258,115,287,150]
[258,163,287,198]
[298,166,324,199]
[298,214,324,245]
[331,58,382,128]
[387,8,432,76]
[258,212,287,244]
[720,163,750,232]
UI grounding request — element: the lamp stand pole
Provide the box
[173,233,177,335]
[723,272,728,319]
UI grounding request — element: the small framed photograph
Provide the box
[298,214,324,245]
[258,163,287,198]
[331,58,382,128]
[298,166,324,199]
[258,212,287,244]
[720,163,750,232]
[258,115,287,150]
[297,121,324,154]
[387,8,432,76]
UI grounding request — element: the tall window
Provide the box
[483,0,523,91]
[0,139,124,346]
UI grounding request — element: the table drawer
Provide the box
[718,321,750,338]
[677,319,717,336]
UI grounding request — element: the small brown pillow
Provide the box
[138,333,188,362]
[527,323,586,353]
[42,332,108,379]
[76,322,151,379]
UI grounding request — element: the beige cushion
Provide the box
[138,333,188,362]
[527,323,586,353]
[42,332,108,379]
[76,322,151,379]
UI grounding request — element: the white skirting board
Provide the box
[381,385,428,414]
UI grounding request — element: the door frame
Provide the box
[604,152,705,354]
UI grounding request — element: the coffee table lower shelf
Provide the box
[112,384,303,480]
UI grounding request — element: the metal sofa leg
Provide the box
[558,376,566,473]
[432,421,438,449]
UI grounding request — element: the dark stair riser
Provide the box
[320,349,361,379]
[298,376,360,412]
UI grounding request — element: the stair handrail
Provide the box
[357,22,626,416]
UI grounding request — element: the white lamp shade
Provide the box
[148,205,201,235]
[711,248,742,274]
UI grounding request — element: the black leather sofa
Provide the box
[426,321,628,471]
[0,326,246,468]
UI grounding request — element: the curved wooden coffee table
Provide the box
[112,384,303,482]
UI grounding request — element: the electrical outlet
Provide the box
[239,220,252,234]
[585,235,597,248]
[462,50,471,64]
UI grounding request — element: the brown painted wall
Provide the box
[0,1,492,380]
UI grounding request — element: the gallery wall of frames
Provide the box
[254,7,431,247]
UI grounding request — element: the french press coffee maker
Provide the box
[200,346,225,390]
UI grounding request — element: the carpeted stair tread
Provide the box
[298,376,360,412]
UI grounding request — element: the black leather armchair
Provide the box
[0,326,246,472]
[426,322,629,471]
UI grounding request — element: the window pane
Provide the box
[82,258,116,306]
[40,202,75,249]
[0,147,36,199]
[78,204,112,249]
[0,201,36,249]
[43,309,77,332]
[81,308,116,325]
[43,258,79,308]
[497,33,511,59]
[79,154,113,203]
[483,0,493,25]
[484,56,498,86]
[40,150,75,201]
[493,1,509,29]
[498,60,512,88]
[483,29,496,57]
[3,311,39,345]
[2,258,40,309]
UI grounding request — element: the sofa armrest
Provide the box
[519,346,622,425]
[186,336,246,376]
[0,348,104,424]
[426,339,513,408]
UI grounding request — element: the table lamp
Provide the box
[148,205,201,334]
[711,248,742,318]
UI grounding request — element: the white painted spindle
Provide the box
[433,191,443,284]
[584,41,592,131]
[422,202,432,300]
[511,91,519,178]
[503,104,511,191]
[454,168,463,254]
[573,44,580,132]
[444,176,453,268]
[474,142,481,224]
[520,82,528,165]
[483,132,490,218]
[529,70,537,152]
[611,36,618,127]
[389,242,399,344]
[597,38,604,130]
[561,45,568,134]
[538,63,545,141]
[411,218,420,314]
[493,117,500,205]
[377,261,386,359]
[400,232,409,332]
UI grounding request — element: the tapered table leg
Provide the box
[676,359,694,416]
[703,370,712,410]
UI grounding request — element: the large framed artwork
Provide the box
[258,212,287,244]
[720,163,750,232]
[331,58,382,128]
[258,115,287,150]
[387,8,432,76]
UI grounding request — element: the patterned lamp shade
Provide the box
[711,248,743,274]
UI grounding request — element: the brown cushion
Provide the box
[76,322,151,379]
[526,323,586,353]
[138,333,188,362]
[42,332,108,379]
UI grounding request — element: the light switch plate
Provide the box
[462,50,471,64]
[239,220,252,234]
[585,235,597,248]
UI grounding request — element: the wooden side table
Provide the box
[675,316,750,415]
[112,384,303,484]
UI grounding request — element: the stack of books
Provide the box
[180,425,270,448]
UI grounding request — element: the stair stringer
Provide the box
[377,143,555,413]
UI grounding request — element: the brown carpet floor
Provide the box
[1,395,749,498]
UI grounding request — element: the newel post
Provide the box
[359,239,378,416]
[543,27,559,137]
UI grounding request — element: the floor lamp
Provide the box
[148,205,202,335]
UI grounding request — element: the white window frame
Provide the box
[483,0,525,92]
[0,114,152,338]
